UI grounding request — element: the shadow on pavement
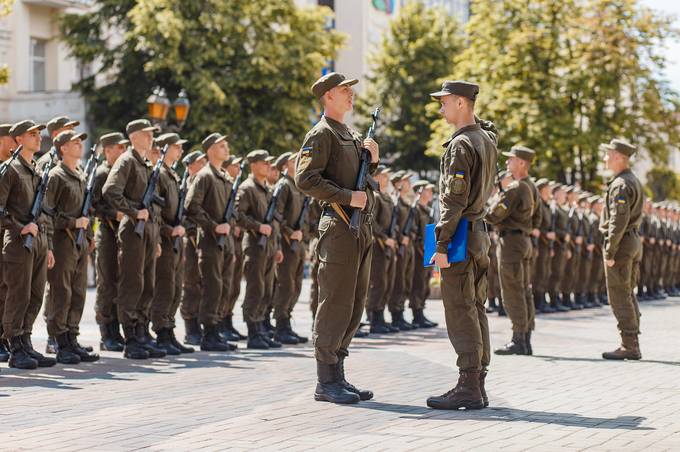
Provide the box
[349,402,653,430]
[533,354,680,367]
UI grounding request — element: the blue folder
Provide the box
[423,218,468,267]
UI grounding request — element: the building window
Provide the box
[29,38,46,92]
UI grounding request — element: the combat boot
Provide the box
[184,318,202,345]
[262,313,275,337]
[494,332,528,355]
[486,297,497,313]
[55,332,80,365]
[314,360,360,404]
[274,319,299,345]
[122,325,149,360]
[201,324,233,352]
[353,326,369,337]
[602,334,641,360]
[497,299,507,316]
[100,322,124,352]
[600,292,609,305]
[426,370,485,410]
[383,310,399,333]
[480,369,489,407]
[581,293,596,308]
[288,319,308,343]
[8,336,38,369]
[260,322,282,348]
[135,324,166,358]
[21,334,56,367]
[0,339,9,363]
[588,293,602,308]
[168,328,194,353]
[45,336,57,354]
[370,311,391,334]
[539,292,556,313]
[551,293,570,312]
[69,332,100,362]
[222,315,246,341]
[246,322,269,349]
[336,354,373,400]
[411,309,435,328]
[525,330,533,356]
[155,328,181,355]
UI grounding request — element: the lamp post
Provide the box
[146,87,191,132]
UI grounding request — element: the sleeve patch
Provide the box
[616,196,626,204]
[448,175,467,195]
[454,171,465,179]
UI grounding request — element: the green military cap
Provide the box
[564,185,576,194]
[247,149,270,164]
[390,170,405,183]
[182,150,205,165]
[578,192,592,203]
[54,130,88,150]
[0,124,12,137]
[201,132,226,151]
[156,132,188,148]
[535,178,550,189]
[99,132,129,147]
[550,183,563,193]
[602,138,636,157]
[588,194,603,204]
[274,151,292,170]
[503,145,535,163]
[47,116,80,135]
[265,155,276,164]
[233,156,244,165]
[10,120,45,137]
[311,72,358,99]
[375,164,390,175]
[126,119,158,136]
[412,180,432,191]
[430,80,479,101]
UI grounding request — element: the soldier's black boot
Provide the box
[136,324,166,358]
[201,324,233,352]
[223,315,246,341]
[420,309,438,327]
[314,360,360,404]
[533,291,542,312]
[155,328,181,355]
[246,322,269,350]
[427,370,485,410]
[288,319,308,343]
[497,299,507,316]
[581,293,596,308]
[100,323,124,352]
[486,297,497,313]
[570,293,584,310]
[168,328,194,353]
[260,322,282,348]
[122,325,149,360]
[370,311,391,334]
[184,318,202,346]
[56,332,80,365]
[0,339,9,363]
[393,311,415,331]
[8,336,38,369]
[480,369,489,407]
[494,332,528,355]
[525,330,533,356]
[274,319,299,345]
[412,309,437,328]
[353,325,369,337]
[262,311,275,337]
[540,292,556,313]
[588,293,602,308]
[69,332,100,362]
[21,333,56,367]
[383,310,399,333]
[551,293,570,312]
[336,354,373,400]
[45,336,57,354]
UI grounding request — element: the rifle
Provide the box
[257,169,287,248]
[385,186,402,258]
[290,196,311,253]
[348,107,381,237]
[134,144,169,238]
[398,187,423,257]
[172,162,189,253]
[217,161,246,250]
[24,147,58,251]
[75,147,99,250]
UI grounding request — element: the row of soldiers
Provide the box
[0,114,440,370]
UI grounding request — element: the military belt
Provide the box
[499,229,527,237]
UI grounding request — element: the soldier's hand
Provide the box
[587,244,595,252]
[172,225,186,237]
[234,226,242,238]
[564,234,571,243]
[21,222,39,237]
[75,217,89,229]
[274,250,284,264]
[215,223,231,236]
[137,209,149,221]
[290,230,303,241]
[531,228,540,238]
[116,211,124,222]
[606,259,615,267]
[156,243,162,257]
[47,250,55,269]
[350,191,367,209]
[650,238,656,245]
[546,232,556,241]
[401,236,410,246]
[88,239,96,254]
[575,236,583,245]
[385,238,396,248]
[566,250,572,260]
[259,224,272,236]
[431,252,450,269]
[363,138,379,163]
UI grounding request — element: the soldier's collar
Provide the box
[130,147,147,165]
[17,153,37,175]
[209,162,229,181]
[59,160,83,180]
[443,123,481,147]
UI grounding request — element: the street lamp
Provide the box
[173,89,191,128]
[146,86,191,132]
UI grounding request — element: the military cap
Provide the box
[550,183,564,193]
[390,170,405,183]
[99,132,129,148]
[503,145,536,163]
[54,130,88,150]
[223,155,236,166]
[0,124,14,137]
[578,192,592,203]
[535,178,550,189]
[412,180,431,191]
[265,156,276,164]
[47,116,80,135]
[156,133,188,148]
[564,185,576,194]
[247,149,270,164]
[430,80,479,101]
[311,72,358,99]
[126,119,158,136]
[602,138,636,157]
[588,194,603,204]
[10,120,45,137]
[375,164,390,175]
[201,132,226,152]
[182,150,205,165]
[232,156,244,165]
[274,151,292,170]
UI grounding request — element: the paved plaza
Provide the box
[1,281,679,451]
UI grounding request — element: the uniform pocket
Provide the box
[317,217,348,265]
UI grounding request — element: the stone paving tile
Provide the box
[1,281,680,451]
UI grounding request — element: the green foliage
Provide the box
[355,2,464,174]
[647,166,680,201]
[60,0,344,155]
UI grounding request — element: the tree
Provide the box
[0,0,12,84]
[646,166,680,201]
[427,0,680,190]
[355,2,464,174]
[60,0,344,154]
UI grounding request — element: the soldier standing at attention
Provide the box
[295,72,379,405]
[93,133,128,352]
[532,178,555,313]
[0,124,17,363]
[600,138,644,360]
